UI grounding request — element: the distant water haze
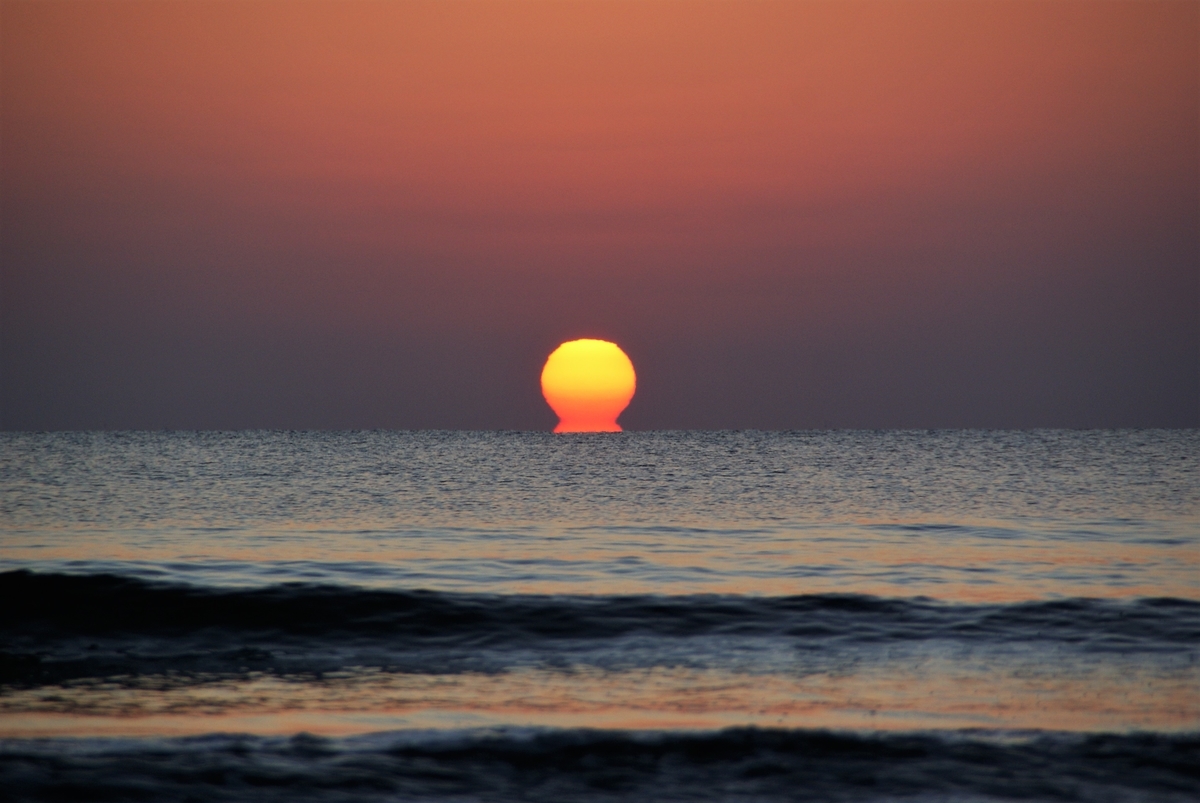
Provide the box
[3,430,1196,600]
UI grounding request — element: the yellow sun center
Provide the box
[540,339,636,432]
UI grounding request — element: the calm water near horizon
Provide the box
[2,430,1197,800]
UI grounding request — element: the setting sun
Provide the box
[541,339,636,433]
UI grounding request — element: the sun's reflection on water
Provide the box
[3,661,1195,739]
[3,517,1197,602]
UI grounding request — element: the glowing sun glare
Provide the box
[541,339,636,433]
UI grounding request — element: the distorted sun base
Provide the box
[541,339,636,433]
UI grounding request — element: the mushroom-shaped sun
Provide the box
[541,339,636,433]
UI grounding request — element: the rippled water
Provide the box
[3,430,1197,599]
[1,430,1197,800]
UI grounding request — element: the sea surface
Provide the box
[1,430,1197,801]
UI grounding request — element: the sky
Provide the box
[2,0,1196,430]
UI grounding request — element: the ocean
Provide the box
[1,430,1197,801]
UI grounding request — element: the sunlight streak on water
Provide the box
[1,517,1196,600]
[4,656,1196,738]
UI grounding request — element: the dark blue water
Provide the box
[4,728,1197,802]
[1,431,1197,800]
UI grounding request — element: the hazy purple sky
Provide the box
[3,0,1196,430]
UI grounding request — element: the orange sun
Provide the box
[541,339,636,432]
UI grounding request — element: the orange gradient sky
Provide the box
[2,0,1196,429]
